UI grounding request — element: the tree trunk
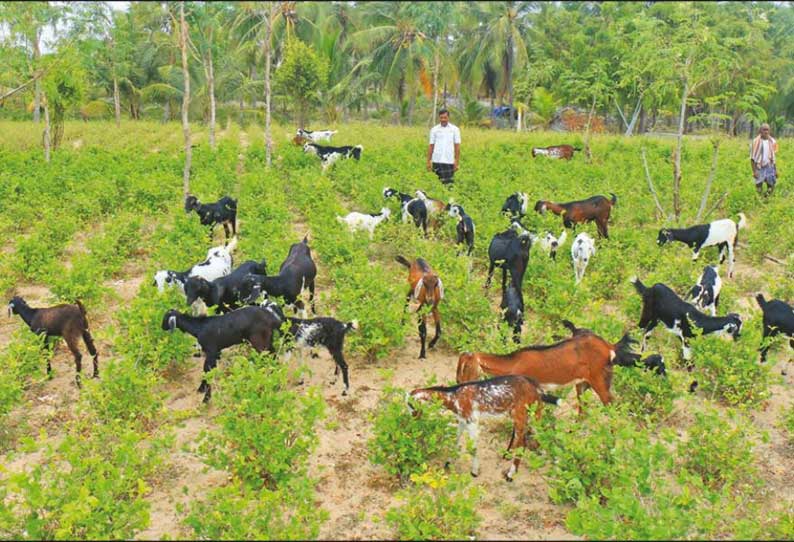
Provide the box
[33,31,41,123]
[638,106,647,134]
[180,3,192,198]
[208,49,216,151]
[516,108,522,133]
[625,95,643,136]
[113,75,121,128]
[506,34,514,129]
[673,80,689,220]
[615,98,629,130]
[695,140,719,222]
[163,100,170,123]
[263,3,273,168]
[408,89,415,126]
[43,101,51,162]
[430,40,439,127]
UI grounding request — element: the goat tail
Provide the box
[83,329,98,358]
[395,255,412,268]
[755,293,767,309]
[75,299,87,318]
[540,392,562,406]
[561,319,578,335]
[630,276,646,295]
[609,192,618,206]
[737,212,747,230]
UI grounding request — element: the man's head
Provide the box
[760,123,770,139]
[439,109,449,126]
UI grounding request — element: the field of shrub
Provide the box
[1,119,794,539]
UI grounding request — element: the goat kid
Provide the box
[756,294,794,371]
[689,265,722,316]
[8,297,98,386]
[535,193,617,238]
[303,142,363,171]
[396,256,443,359]
[571,232,596,285]
[501,192,529,219]
[657,213,747,278]
[184,194,238,241]
[153,237,237,293]
[446,202,475,256]
[336,208,391,239]
[500,283,524,344]
[537,230,567,260]
[296,128,337,143]
[408,376,560,481]
[531,144,581,160]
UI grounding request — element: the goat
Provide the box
[414,190,446,217]
[500,283,524,344]
[239,236,317,315]
[396,256,443,359]
[446,203,475,256]
[336,208,391,239]
[184,259,268,313]
[531,144,581,160]
[8,297,98,386]
[537,230,567,261]
[292,134,311,146]
[571,232,596,285]
[535,193,617,238]
[501,192,529,219]
[408,375,560,481]
[485,220,533,294]
[303,142,362,171]
[631,277,742,361]
[657,213,747,278]
[297,128,337,143]
[456,323,638,414]
[153,237,237,293]
[184,194,238,241]
[689,265,721,316]
[756,294,794,370]
[162,301,283,402]
[383,187,428,235]
[268,302,358,396]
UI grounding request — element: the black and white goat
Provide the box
[153,237,237,293]
[266,303,358,396]
[537,230,567,260]
[8,296,99,386]
[631,277,742,361]
[689,265,721,316]
[446,202,475,256]
[756,294,794,369]
[239,236,317,315]
[184,194,238,241]
[486,221,533,293]
[336,207,391,239]
[571,232,596,285]
[162,301,284,402]
[184,259,268,313]
[657,213,747,278]
[383,187,428,235]
[296,128,337,143]
[500,283,524,344]
[303,142,362,171]
[501,192,529,219]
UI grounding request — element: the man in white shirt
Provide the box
[427,109,461,186]
[750,123,779,197]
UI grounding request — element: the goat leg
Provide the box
[418,316,428,359]
[428,306,441,349]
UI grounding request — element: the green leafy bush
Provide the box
[368,386,458,484]
[384,468,482,540]
[612,364,679,424]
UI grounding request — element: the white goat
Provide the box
[297,128,337,143]
[571,232,596,285]
[336,208,391,239]
[537,230,568,260]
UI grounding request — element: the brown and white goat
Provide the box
[408,375,560,481]
[8,296,99,386]
[535,193,617,238]
[456,323,638,413]
[531,144,581,160]
[396,255,443,359]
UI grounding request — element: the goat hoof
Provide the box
[342,389,348,396]
[444,461,452,470]
[503,472,514,482]
[470,470,479,478]
[688,380,699,393]
[419,353,427,360]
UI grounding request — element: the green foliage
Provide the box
[780,404,794,445]
[0,330,50,426]
[275,39,329,127]
[368,386,458,484]
[384,468,482,540]
[612,364,679,424]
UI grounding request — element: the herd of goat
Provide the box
[7,128,794,482]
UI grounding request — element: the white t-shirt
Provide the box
[760,140,771,166]
[429,123,461,164]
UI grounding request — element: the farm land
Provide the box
[2,120,794,539]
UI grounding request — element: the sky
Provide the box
[37,1,130,53]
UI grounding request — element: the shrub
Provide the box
[0,330,52,426]
[612,364,679,424]
[384,468,482,541]
[368,386,458,485]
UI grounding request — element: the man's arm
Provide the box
[427,144,434,171]
[454,143,460,171]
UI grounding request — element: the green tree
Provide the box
[275,39,328,129]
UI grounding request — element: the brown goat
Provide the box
[396,255,443,359]
[531,144,581,160]
[455,323,637,413]
[534,193,617,238]
[292,134,310,146]
[8,296,99,386]
[408,375,560,481]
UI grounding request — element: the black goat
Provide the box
[500,283,524,344]
[185,194,238,241]
[184,259,268,313]
[756,294,794,369]
[501,192,529,219]
[485,221,533,294]
[8,296,98,386]
[631,277,742,362]
[383,187,428,235]
[162,301,283,402]
[239,236,317,314]
[689,265,721,316]
[446,203,475,256]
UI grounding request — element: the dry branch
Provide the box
[641,147,667,218]
[695,140,720,222]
